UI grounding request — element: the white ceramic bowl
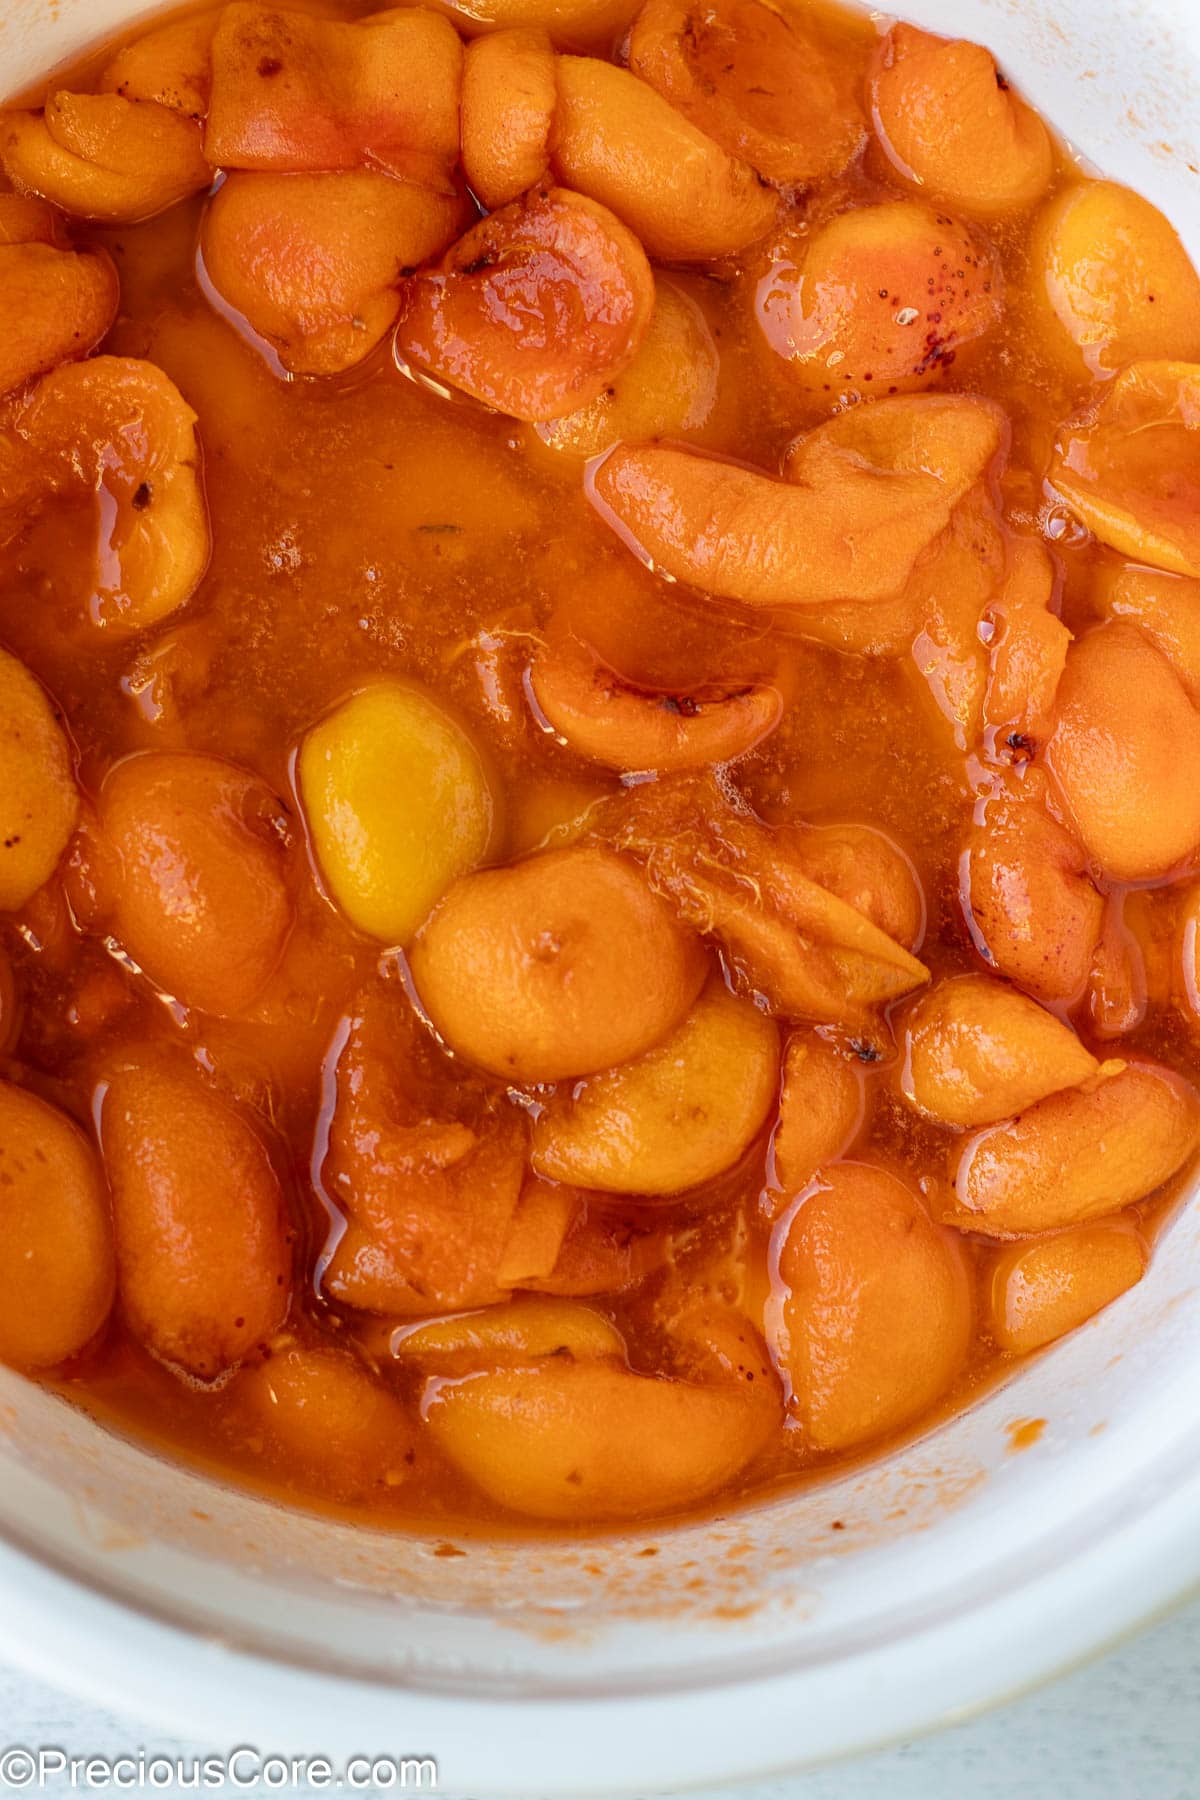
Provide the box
[2,1,1200,1791]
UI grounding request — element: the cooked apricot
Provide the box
[551,56,776,262]
[1086,895,1147,1043]
[1050,361,1200,578]
[529,631,783,772]
[1028,181,1200,380]
[0,649,79,912]
[203,171,469,377]
[1048,622,1200,882]
[99,14,216,117]
[756,201,1002,396]
[409,844,707,1080]
[870,25,1051,217]
[426,0,637,49]
[90,751,294,1017]
[461,27,556,209]
[774,1162,971,1452]
[525,1200,669,1296]
[591,393,1004,608]
[103,1061,293,1379]
[234,1346,415,1495]
[769,1032,865,1198]
[1,356,208,632]
[532,977,779,1193]
[496,1178,578,1286]
[983,539,1070,754]
[394,186,654,422]
[533,278,719,460]
[0,199,118,398]
[900,974,1098,1127]
[606,776,929,1026]
[395,1295,625,1368]
[1093,565,1200,701]
[629,0,864,186]
[1,94,210,224]
[950,1061,1200,1236]
[790,822,925,950]
[298,683,495,943]
[0,1081,114,1370]
[961,769,1103,1007]
[988,1220,1148,1355]
[204,4,462,192]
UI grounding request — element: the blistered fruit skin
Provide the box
[204,4,463,191]
[235,1347,415,1496]
[950,1061,1200,1237]
[460,27,556,209]
[870,25,1052,217]
[0,198,119,399]
[409,845,707,1081]
[299,683,494,945]
[1050,362,1200,579]
[394,186,655,423]
[591,394,1004,609]
[534,278,719,461]
[98,14,215,116]
[551,56,776,263]
[962,771,1104,1008]
[0,356,209,634]
[988,1221,1147,1355]
[629,0,864,186]
[0,1081,115,1371]
[770,1033,864,1197]
[528,633,783,772]
[0,649,79,913]
[775,1162,972,1453]
[756,201,1002,396]
[203,171,469,377]
[93,752,294,1018]
[0,94,210,224]
[901,974,1098,1128]
[1029,182,1200,379]
[1048,623,1200,883]
[532,977,780,1194]
[103,1062,293,1380]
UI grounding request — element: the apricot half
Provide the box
[460,27,556,209]
[235,1346,415,1497]
[1,93,210,224]
[0,197,118,399]
[0,648,79,912]
[409,844,707,1081]
[988,1220,1147,1354]
[1093,565,1200,701]
[394,186,654,422]
[982,539,1070,754]
[769,1032,865,1199]
[99,13,216,118]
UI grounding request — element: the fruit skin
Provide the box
[0,1081,115,1371]
[0,195,119,399]
[0,648,79,913]
[0,92,211,224]
[460,27,556,210]
[987,1220,1147,1355]
[233,1346,415,1497]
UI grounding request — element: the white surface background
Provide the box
[2,1600,1199,1796]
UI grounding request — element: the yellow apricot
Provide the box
[103,1060,294,1379]
[961,769,1103,1007]
[495,1178,578,1286]
[790,822,925,950]
[870,25,1052,217]
[769,1032,865,1198]
[532,976,779,1194]
[629,0,865,186]
[0,198,118,399]
[552,56,776,263]
[1029,181,1200,380]
[409,845,707,1081]
[591,393,1004,609]
[1048,622,1200,881]
[0,1081,115,1371]
[1,93,210,224]
[0,649,79,912]
[533,278,719,460]
[900,974,1098,1128]
[234,1346,415,1496]
[0,357,209,633]
[1093,565,1200,702]
[1050,362,1200,578]
[203,171,469,377]
[205,4,462,193]
[988,1220,1147,1355]
[756,201,1002,397]
[774,1162,971,1452]
[528,631,784,772]
[395,187,655,423]
[983,539,1070,754]
[461,28,556,209]
[425,0,637,52]
[394,1295,625,1368]
[950,1061,1200,1236]
[299,683,495,945]
[98,13,216,117]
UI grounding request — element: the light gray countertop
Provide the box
[1,1598,1198,1796]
